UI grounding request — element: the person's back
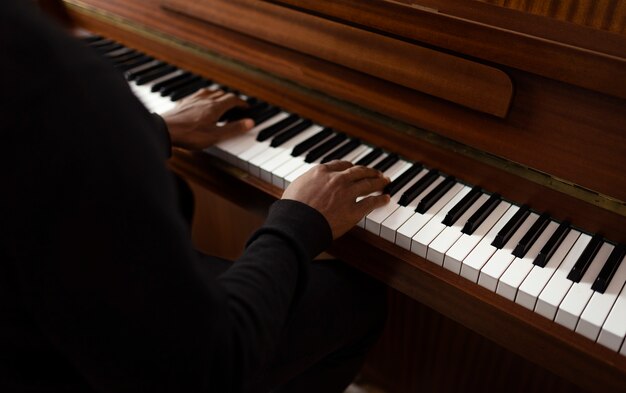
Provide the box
[1,2,390,392]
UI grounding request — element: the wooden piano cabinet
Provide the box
[180,168,589,393]
[181,167,591,393]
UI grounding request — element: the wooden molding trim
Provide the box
[161,0,514,118]
[269,0,626,100]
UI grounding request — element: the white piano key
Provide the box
[258,126,325,182]
[577,254,626,341]
[460,205,520,283]
[272,157,307,188]
[478,212,539,291]
[367,153,389,168]
[515,229,580,310]
[284,161,316,187]
[249,125,322,175]
[379,175,445,244]
[348,146,374,164]
[443,201,510,274]
[411,185,472,259]
[556,242,614,330]
[398,183,469,253]
[428,193,490,266]
[390,176,445,250]
[357,159,411,228]
[233,139,273,170]
[535,232,590,320]
[603,283,626,356]
[496,221,559,301]
[364,163,421,235]
[272,134,340,188]
[213,112,290,165]
[598,282,626,351]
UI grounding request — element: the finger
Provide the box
[352,175,390,196]
[342,165,385,182]
[207,89,225,100]
[356,193,391,216]
[216,118,255,138]
[322,160,353,172]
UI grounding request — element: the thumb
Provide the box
[217,118,255,138]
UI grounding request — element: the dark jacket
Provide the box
[0,2,331,391]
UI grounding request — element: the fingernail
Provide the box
[244,119,254,129]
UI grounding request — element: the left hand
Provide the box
[161,88,254,150]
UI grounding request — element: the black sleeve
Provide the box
[151,113,172,157]
[1,3,331,392]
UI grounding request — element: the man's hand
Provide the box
[282,161,391,239]
[161,88,254,150]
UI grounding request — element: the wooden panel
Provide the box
[476,0,626,34]
[62,0,626,221]
[272,0,626,99]
[61,1,626,241]
[162,0,514,117]
[364,290,588,392]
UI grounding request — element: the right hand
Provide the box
[282,160,391,239]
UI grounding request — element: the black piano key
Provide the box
[373,154,399,172]
[383,163,423,196]
[82,35,103,43]
[169,79,211,101]
[354,148,383,166]
[151,72,193,93]
[219,101,267,123]
[270,119,313,146]
[442,186,482,226]
[161,75,203,96]
[116,55,153,71]
[251,106,281,126]
[256,114,300,142]
[135,65,177,85]
[398,169,439,207]
[462,193,501,235]
[415,175,456,214]
[271,119,314,147]
[95,42,124,54]
[105,47,133,59]
[491,204,530,249]
[244,97,259,105]
[125,61,166,81]
[592,244,626,293]
[305,133,347,163]
[239,103,272,122]
[223,87,241,96]
[291,128,333,157]
[567,234,604,283]
[88,38,115,48]
[320,138,361,163]
[512,212,550,258]
[110,51,143,64]
[533,221,570,267]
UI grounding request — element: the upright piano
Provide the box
[48,0,626,391]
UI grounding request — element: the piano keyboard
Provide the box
[87,36,626,357]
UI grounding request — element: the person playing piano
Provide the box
[0,1,391,393]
